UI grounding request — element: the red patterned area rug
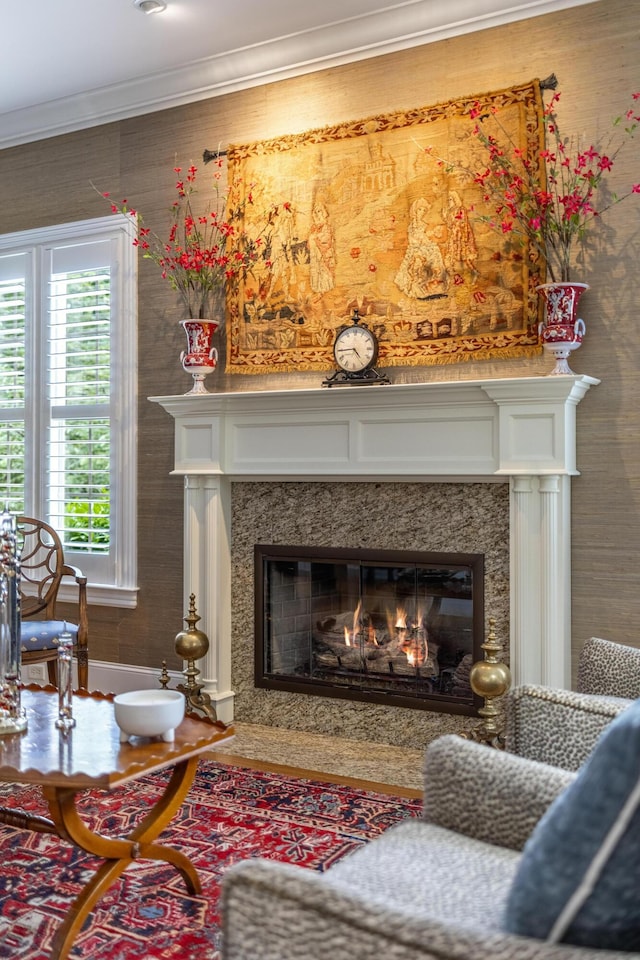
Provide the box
[0,760,421,959]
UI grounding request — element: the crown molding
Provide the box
[0,0,599,150]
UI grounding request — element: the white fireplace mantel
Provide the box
[151,374,599,723]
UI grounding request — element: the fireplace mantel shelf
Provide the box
[151,373,599,723]
[151,374,599,482]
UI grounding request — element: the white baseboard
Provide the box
[23,659,175,692]
[87,660,183,695]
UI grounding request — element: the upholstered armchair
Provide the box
[576,635,640,699]
[221,638,640,960]
[504,635,640,770]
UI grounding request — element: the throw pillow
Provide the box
[502,697,640,950]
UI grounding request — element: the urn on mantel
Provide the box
[537,282,588,376]
[180,319,219,394]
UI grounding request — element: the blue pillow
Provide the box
[502,697,640,950]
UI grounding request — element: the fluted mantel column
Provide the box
[510,473,571,687]
[182,474,233,722]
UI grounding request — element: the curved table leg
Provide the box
[42,756,201,960]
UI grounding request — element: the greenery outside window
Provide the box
[0,216,138,607]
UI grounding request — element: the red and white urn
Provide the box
[180,319,219,394]
[536,282,588,376]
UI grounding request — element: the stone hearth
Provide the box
[152,375,598,735]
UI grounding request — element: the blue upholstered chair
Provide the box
[18,516,89,690]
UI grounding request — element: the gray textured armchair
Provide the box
[221,638,640,960]
[576,635,640,699]
[504,635,640,770]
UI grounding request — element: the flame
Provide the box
[395,604,429,667]
[395,607,407,629]
[406,647,420,668]
[405,608,429,667]
[344,599,363,647]
[344,600,429,661]
[352,599,362,641]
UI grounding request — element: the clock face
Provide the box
[334,324,377,373]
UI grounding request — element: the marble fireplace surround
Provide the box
[152,374,598,725]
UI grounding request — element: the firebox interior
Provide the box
[255,545,484,714]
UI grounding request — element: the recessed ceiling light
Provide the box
[133,0,167,13]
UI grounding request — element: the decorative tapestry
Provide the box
[226,80,544,374]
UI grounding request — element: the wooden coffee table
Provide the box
[0,685,234,960]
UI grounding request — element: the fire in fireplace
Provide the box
[255,544,484,714]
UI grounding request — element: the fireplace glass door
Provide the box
[255,545,483,714]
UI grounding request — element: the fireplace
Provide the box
[255,544,483,714]
[151,374,598,726]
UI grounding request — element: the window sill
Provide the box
[57,582,139,609]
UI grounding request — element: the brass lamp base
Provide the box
[159,594,218,723]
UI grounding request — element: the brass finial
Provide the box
[462,617,512,747]
[159,660,170,689]
[174,593,209,663]
[159,594,218,723]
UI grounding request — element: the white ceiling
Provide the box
[2,0,599,149]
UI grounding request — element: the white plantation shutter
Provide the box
[0,217,138,606]
[48,242,112,558]
[0,253,27,513]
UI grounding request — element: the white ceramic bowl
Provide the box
[114,689,185,743]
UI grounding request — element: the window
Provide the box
[0,216,138,607]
